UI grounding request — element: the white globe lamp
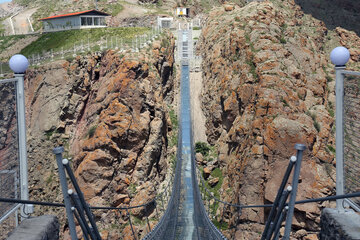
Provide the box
[330,46,350,66]
[9,54,29,74]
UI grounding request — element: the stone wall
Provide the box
[319,208,360,240]
[7,215,59,240]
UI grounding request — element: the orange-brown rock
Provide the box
[199,0,359,238]
[24,32,176,239]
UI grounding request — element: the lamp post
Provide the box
[9,54,33,217]
[330,46,350,211]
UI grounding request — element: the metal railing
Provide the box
[25,26,163,66]
[0,73,33,237]
[338,70,360,211]
[0,79,21,237]
[49,146,176,240]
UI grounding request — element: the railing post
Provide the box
[146,215,151,233]
[15,73,32,217]
[53,147,77,240]
[262,156,296,240]
[155,201,159,220]
[283,144,306,240]
[266,186,292,240]
[273,206,288,240]
[68,189,95,239]
[63,159,101,240]
[72,206,90,240]
[335,66,345,211]
[160,195,165,212]
[126,208,137,240]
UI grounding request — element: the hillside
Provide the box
[197,0,360,238]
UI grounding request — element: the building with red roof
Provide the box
[39,10,110,32]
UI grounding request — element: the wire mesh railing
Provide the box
[343,71,360,211]
[0,79,20,237]
[25,26,163,66]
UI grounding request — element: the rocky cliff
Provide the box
[24,32,176,239]
[198,0,360,239]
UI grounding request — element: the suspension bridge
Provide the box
[143,29,226,239]
[1,26,360,240]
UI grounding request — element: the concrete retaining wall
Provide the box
[7,215,59,240]
[319,208,360,239]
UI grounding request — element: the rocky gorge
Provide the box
[198,0,360,239]
[17,32,177,239]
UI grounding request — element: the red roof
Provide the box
[39,10,109,21]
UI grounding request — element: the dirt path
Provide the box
[12,8,37,34]
[190,71,207,143]
[117,3,149,19]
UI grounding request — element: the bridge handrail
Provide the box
[142,122,183,239]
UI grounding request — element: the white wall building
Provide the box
[157,16,174,29]
[175,7,190,17]
[39,10,109,32]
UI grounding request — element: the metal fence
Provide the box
[342,71,360,211]
[0,80,20,227]
[0,63,11,77]
[25,26,162,66]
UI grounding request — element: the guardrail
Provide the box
[336,69,360,212]
[0,75,29,235]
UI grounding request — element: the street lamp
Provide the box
[330,46,350,211]
[330,46,350,67]
[9,54,33,216]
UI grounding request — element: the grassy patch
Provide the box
[169,153,176,169]
[102,3,124,16]
[129,183,137,197]
[313,121,321,132]
[280,96,289,107]
[0,35,27,55]
[87,125,97,138]
[306,111,321,132]
[46,171,54,184]
[168,107,178,148]
[212,219,228,231]
[169,108,178,130]
[280,37,287,44]
[327,145,336,154]
[246,59,258,81]
[328,101,334,117]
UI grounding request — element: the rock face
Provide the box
[198,0,360,238]
[24,33,176,239]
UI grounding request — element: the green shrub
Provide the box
[280,37,287,44]
[195,142,211,156]
[169,108,178,129]
[88,125,97,138]
[327,145,336,153]
[314,121,321,132]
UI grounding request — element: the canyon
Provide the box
[0,0,360,239]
